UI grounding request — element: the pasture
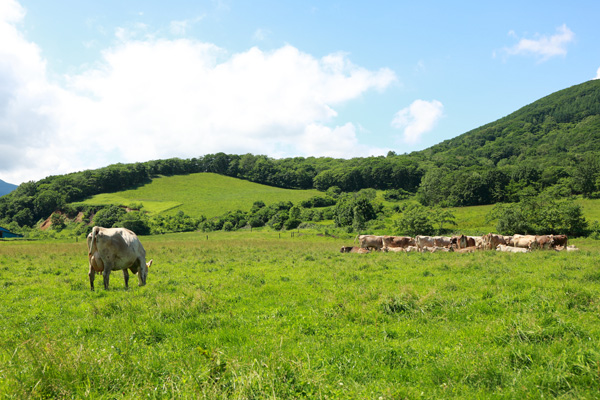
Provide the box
[75,173,321,218]
[1,232,599,399]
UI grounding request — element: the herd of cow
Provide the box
[84,225,579,291]
[341,233,577,254]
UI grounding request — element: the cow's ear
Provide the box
[147,259,153,268]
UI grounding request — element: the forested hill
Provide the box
[421,79,600,168]
[2,79,600,229]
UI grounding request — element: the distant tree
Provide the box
[116,211,151,235]
[93,205,126,228]
[395,204,434,236]
[50,212,66,231]
[431,207,456,234]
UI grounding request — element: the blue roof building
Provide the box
[0,226,22,238]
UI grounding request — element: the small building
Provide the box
[0,226,22,239]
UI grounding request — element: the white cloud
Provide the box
[170,16,204,36]
[253,28,270,41]
[595,67,600,80]
[391,100,444,144]
[0,3,397,184]
[503,24,575,61]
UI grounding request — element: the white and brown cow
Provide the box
[496,244,530,253]
[355,235,385,251]
[512,234,539,250]
[87,226,153,290]
[482,233,506,250]
[382,236,415,249]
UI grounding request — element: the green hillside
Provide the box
[423,79,600,167]
[76,173,321,219]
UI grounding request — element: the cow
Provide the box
[428,246,453,253]
[482,233,506,250]
[503,236,514,246]
[451,235,468,249]
[566,245,580,252]
[340,246,370,254]
[87,226,153,290]
[512,234,539,250]
[551,234,568,248]
[382,236,415,249]
[454,246,479,254]
[405,246,419,252]
[468,236,483,249]
[416,235,435,250]
[355,235,385,251]
[434,236,453,248]
[496,244,530,253]
[535,235,554,250]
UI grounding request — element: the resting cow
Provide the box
[87,226,153,290]
[512,234,539,250]
[496,244,530,253]
[340,246,370,254]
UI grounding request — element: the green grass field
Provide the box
[75,173,321,218]
[1,232,599,398]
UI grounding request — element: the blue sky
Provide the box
[1,0,599,184]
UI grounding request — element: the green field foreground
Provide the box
[1,232,600,399]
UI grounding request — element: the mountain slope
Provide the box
[0,179,17,197]
[421,79,600,167]
[75,172,321,219]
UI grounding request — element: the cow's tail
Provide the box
[89,226,99,255]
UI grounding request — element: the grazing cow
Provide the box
[482,233,506,250]
[382,236,415,249]
[503,236,514,246]
[535,235,554,250]
[451,235,468,249]
[416,235,435,250]
[341,246,370,254]
[551,234,568,248]
[87,226,153,290]
[355,235,385,251]
[496,244,530,253]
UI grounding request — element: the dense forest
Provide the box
[1,79,600,231]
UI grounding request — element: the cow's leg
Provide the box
[89,266,95,291]
[123,269,129,289]
[103,268,112,290]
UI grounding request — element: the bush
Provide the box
[284,218,301,230]
[394,204,434,236]
[93,205,126,228]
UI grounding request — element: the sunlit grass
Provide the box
[1,232,599,398]
[74,173,321,218]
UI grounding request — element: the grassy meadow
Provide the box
[75,173,321,218]
[1,231,600,399]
